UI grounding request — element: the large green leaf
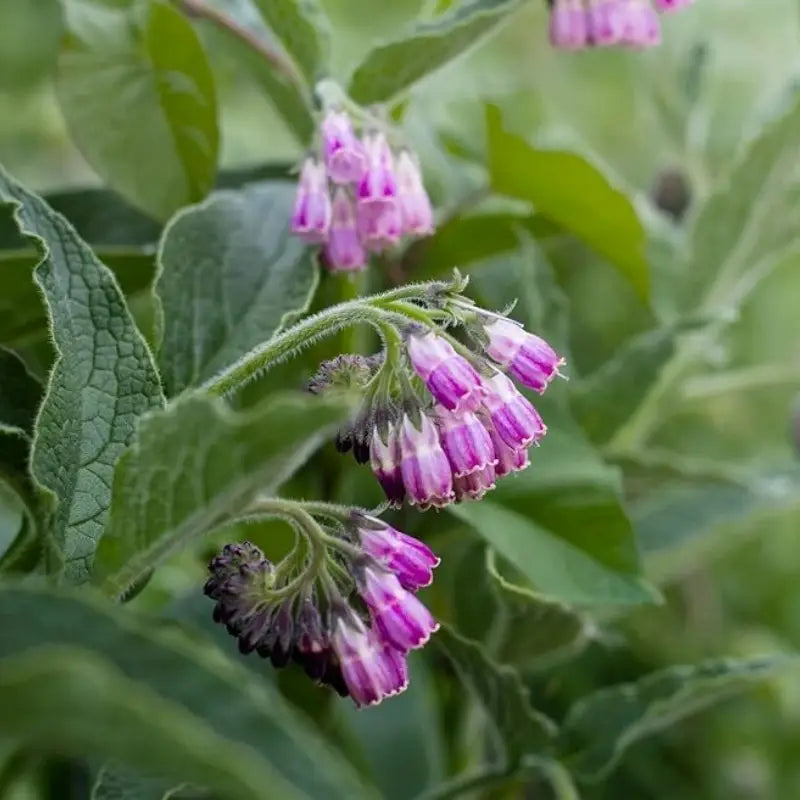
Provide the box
[155,183,318,396]
[92,763,182,800]
[348,0,522,104]
[94,392,351,598]
[560,656,796,782]
[250,0,329,83]
[434,625,556,769]
[682,92,800,309]
[57,0,219,220]
[0,167,164,584]
[0,583,376,798]
[486,105,649,300]
[452,544,588,670]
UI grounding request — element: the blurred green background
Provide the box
[2,1,800,798]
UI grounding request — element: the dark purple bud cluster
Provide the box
[204,514,440,708]
[291,109,434,273]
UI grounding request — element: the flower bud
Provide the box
[324,189,366,272]
[482,373,547,450]
[436,408,496,478]
[321,110,367,184]
[396,150,434,236]
[399,414,454,508]
[290,158,332,243]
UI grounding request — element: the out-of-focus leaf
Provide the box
[155,184,318,396]
[0,347,41,437]
[682,92,800,309]
[449,501,654,608]
[250,0,329,83]
[487,105,649,300]
[0,167,164,584]
[94,392,351,598]
[57,0,219,220]
[348,0,522,104]
[0,583,376,798]
[92,762,182,800]
[560,656,796,782]
[339,652,445,800]
[434,625,557,769]
[633,467,800,585]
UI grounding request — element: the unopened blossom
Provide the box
[396,150,434,236]
[357,199,403,253]
[549,0,588,49]
[369,424,405,506]
[482,372,547,450]
[483,317,564,394]
[321,109,366,184]
[484,416,530,477]
[619,0,661,47]
[436,408,496,478]
[358,132,398,208]
[290,158,331,243]
[324,189,366,272]
[355,514,440,591]
[407,332,485,413]
[357,566,439,653]
[398,413,454,508]
[453,464,497,502]
[586,0,623,45]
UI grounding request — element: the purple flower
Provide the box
[369,424,405,506]
[358,132,398,208]
[482,373,547,450]
[357,199,402,253]
[586,0,623,45]
[483,318,564,394]
[407,332,484,413]
[399,414,454,508]
[652,0,693,11]
[549,0,588,49]
[358,566,439,653]
[331,611,408,707]
[483,416,530,477]
[356,515,440,591]
[453,464,497,502]
[618,0,661,46]
[396,150,434,236]
[324,189,366,273]
[321,110,367,184]
[293,599,330,680]
[290,158,332,243]
[436,407,496,478]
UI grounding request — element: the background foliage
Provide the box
[1,0,800,798]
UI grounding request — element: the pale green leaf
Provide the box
[348,0,522,104]
[250,0,330,83]
[487,105,649,300]
[0,167,164,584]
[0,582,375,798]
[57,0,219,220]
[560,656,796,782]
[94,392,351,597]
[155,183,318,396]
[92,762,183,800]
[433,625,557,769]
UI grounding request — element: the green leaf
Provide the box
[0,347,41,437]
[57,0,219,220]
[250,0,329,83]
[94,392,351,598]
[560,656,796,782]
[348,0,522,105]
[486,105,649,300]
[0,166,164,584]
[0,582,375,798]
[633,467,800,585]
[433,625,557,769]
[155,184,318,396]
[449,500,654,608]
[92,762,183,800]
[682,92,800,309]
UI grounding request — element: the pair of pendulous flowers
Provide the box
[205,514,440,707]
[548,0,695,50]
[290,109,434,273]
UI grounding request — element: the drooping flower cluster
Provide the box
[547,0,695,50]
[290,109,434,274]
[322,309,565,508]
[204,513,440,707]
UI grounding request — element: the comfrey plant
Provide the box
[203,271,564,705]
[547,0,695,49]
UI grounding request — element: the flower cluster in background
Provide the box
[548,0,695,50]
[329,314,565,509]
[205,514,440,707]
[290,109,434,274]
